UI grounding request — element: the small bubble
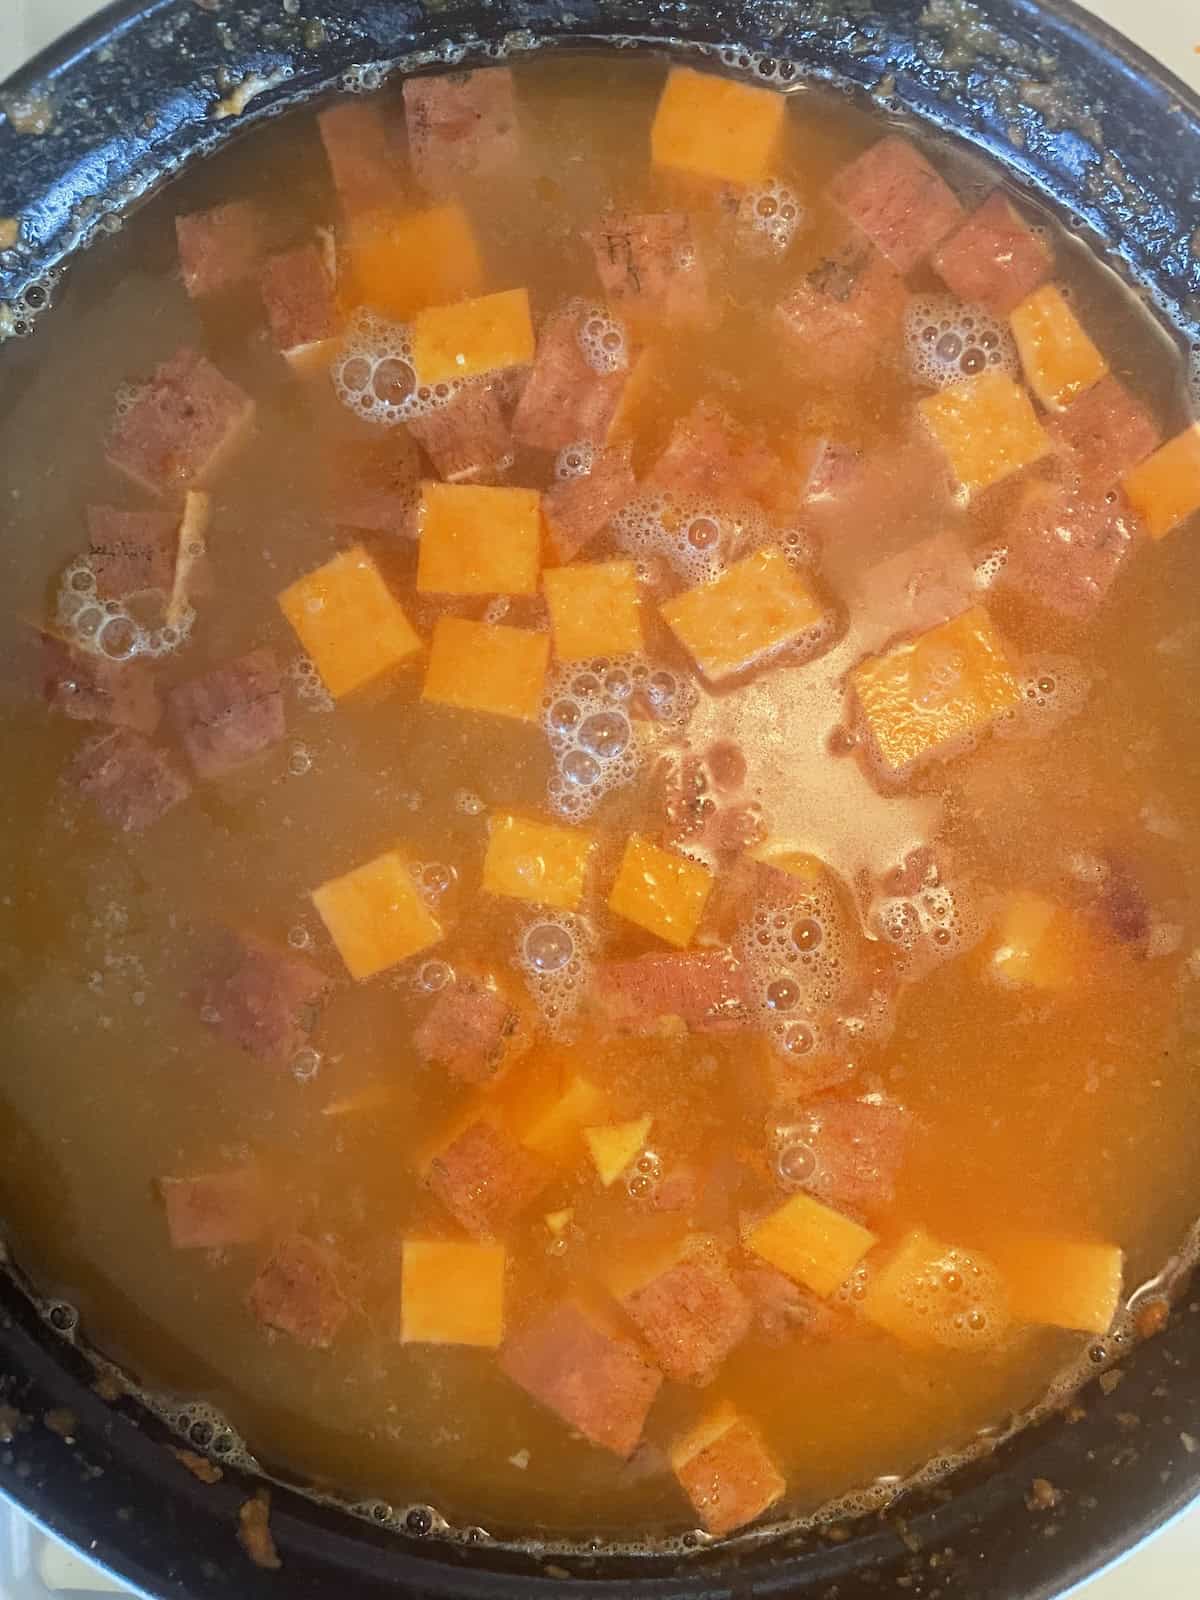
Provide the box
[778,1141,817,1184]
[291,1046,322,1082]
[578,710,630,760]
[287,925,311,950]
[288,744,313,776]
[563,748,601,787]
[766,977,799,1011]
[455,789,485,816]
[422,863,454,897]
[417,960,453,993]
[782,1021,816,1056]
[524,922,574,973]
[793,917,823,952]
[549,699,581,735]
[405,1506,434,1537]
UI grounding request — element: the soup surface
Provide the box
[2,50,1200,1547]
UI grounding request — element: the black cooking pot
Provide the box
[1,1,1199,1595]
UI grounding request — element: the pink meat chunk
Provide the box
[649,1164,703,1215]
[195,930,330,1065]
[499,1302,662,1457]
[512,304,628,453]
[175,200,263,300]
[43,635,161,736]
[69,728,191,832]
[318,100,402,215]
[777,248,907,385]
[167,647,285,779]
[325,431,421,538]
[409,381,515,483]
[427,1119,549,1238]
[593,951,753,1035]
[403,68,520,193]
[248,1233,347,1348]
[159,1167,265,1249]
[777,1096,910,1222]
[833,527,975,649]
[587,211,709,326]
[644,399,791,514]
[413,969,529,1084]
[932,191,1052,314]
[737,1263,847,1344]
[829,136,965,273]
[805,429,956,554]
[1000,479,1140,620]
[86,506,178,600]
[1049,374,1161,489]
[622,1252,751,1386]
[541,446,637,563]
[1094,855,1152,948]
[106,347,255,498]
[261,243,337,363]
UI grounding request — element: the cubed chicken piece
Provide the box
[413,968,532,1084]
[511,302,630,453]
[987,1233,1123,1335]
[671,1404,786,1537]
[543,561,643,661]
[584,1115,653,1187]
[403,68,520,193]
[194,930,330,1065]
[423,618,549,721]
[852,605,1021,774]
[745,1191,877,1298]
[167,648,285,780]
[1049,374,1160,488]
[1010,283,1108,411]
[247,1233,348,1348]
[644,399,792,515]
[85,506,178,599]
[42,634,161,736]
[661,547,825,683]
[651,66,785,188]
[106,348,255,497]
[159,1167,265,1249]
[777,248,907,386]
[608,835,714,949]
[69,728,191,833]
[324,431,422,538]
[541,447,637,564]
[499,1301,662,1458]
[343,202,484,321]
[1000,478,1139,620]
[482,812,595,912]
[861,1227,1009,1350]
[592,951,752,1035]
[1120,423,1200,540]
[411,288,534,387]
[416,482,541,596]
[318,99,402,215]
[260,243,338,372]
[919,371,1050,495]
[931,191,1052,315]
[408,381,514,485]
[622,1247,751,1386]
[829,136,965,272]
[176,200,264,300]
[278,545,422,699]
[738,1263,847,1345]
[312,848,442,982]
[774,1097,910,1222]
[427,1118,549,1238]
[401,1239,505,1347]
[985,890,1092,992]
[587,211,710,329]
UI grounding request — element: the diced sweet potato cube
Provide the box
[671,1404,785,1536]
[541,447,636,564]
[159,1167,265,1249]
[106,347,255,498]
[608,835,714,949]
[584,1114,653,1187]
[661,546,824,683]
[248,1233,347,1348]
[932,191,1052,315]
[42,634,161,736]
[85,506,177,599]
[919,370,1050,494]
[278,544,422,699]
[545,1207,574,1236]
[512,302,629,453]
[777,248,907,387]
[311,848,442,981]
[427,1118,549,1237]
[499,1301,662,1457]
[482,812,594,912]
[423,617,549,721]
[587,212,709,329]
[606,347,668,450]
[651,66,784,189]
[988,1233,1123,1335]
[1010,284,1108,410]
[623,1248,751,1385]
[401,1239,505,1347]
[194,930,330,1065]
[416,482,541,597]
[260,243,338,371]
[860,1228,1008,1349]
[408,381,514,485]
[318,100,401,215]
[829,136,965,273]
[780,1098,911,1222]
[403,68,520,194]
[745,1192,876,1298]
[70,728,191,833]
[986,890,1091,991]
[176,200,263,300]
[323,432,421,538]
[852,605,1021,774]
[411,288,535,387]
[543,561,643,661]
[1049,374,1160,488]
[519,1073,609,1163]
[414,967,532,1084]
[167,648,285,780]
[343,203,484,320]
[999,478,1139,620]
[1120,423,1200,540]
[592,951,752,1035]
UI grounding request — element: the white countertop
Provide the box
[3,2,1199,1596]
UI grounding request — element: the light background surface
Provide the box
[3,1,1200,1595]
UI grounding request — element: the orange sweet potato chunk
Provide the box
[1009,284,1108,411]
[1120,423,1200,540]
[651,66,785,188]
[744,1192,876,1299]
[543,561,643,661]
[343,203,484,320]
[660,547,824,682]
[986,891,1093,991]
[608,835,713,948]
[417,483,541,597]
[411,288,535,386]
[482,812,594,911]
[311,848,442,981]
[671,1403,786,1536]
[987,1233,1123,1335]
[919,370,1050,494]
[422,618,549,721]
[401,1240,505,1347]
[861,1227,1009,1349]
[277,545,422,699]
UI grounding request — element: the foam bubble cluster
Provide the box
[55,560,192,661]
[517,911,595,1033]
[904,296,1018,389]
[408,860,458,906]
[868,852,983,977]
[288,654,334,712]
[886,1242,1009,1351]
[973,544,1008,591]
[735,867,857,1053]
[332,307,467,427]
[613,492,765,586]
[554,441,595,481]
[995,654,1091,741]
[574,303,629,375]
[736,179,805,256]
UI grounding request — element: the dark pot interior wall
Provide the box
[0,3,1199,1598]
